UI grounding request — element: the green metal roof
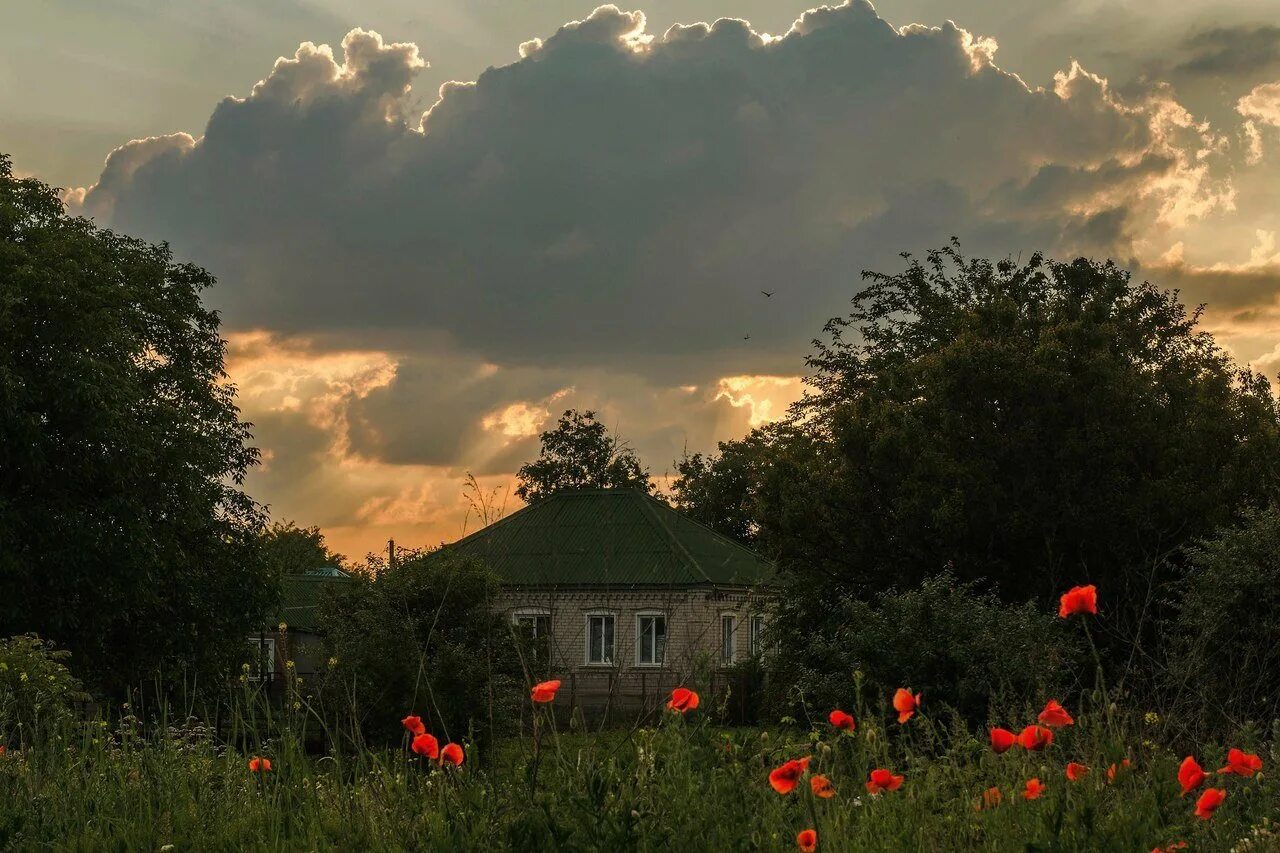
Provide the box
[278,569,351,632]
[447,489,774,587]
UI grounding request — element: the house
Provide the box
[247,566,352,688]
[446,488,774,718]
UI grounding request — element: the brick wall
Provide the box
[496,584,769,720]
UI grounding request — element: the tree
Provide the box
[261,521,347,577]
[766,573,1080,724]
[0,154,274,692]
[677,245,1280,612]
[515,409,652,503]
[319,550,521,748]
[1165,507,1280,729]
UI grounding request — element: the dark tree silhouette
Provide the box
[515,409,651,503]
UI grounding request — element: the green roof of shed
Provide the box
[278,569,352,632]
[447,489,773,587]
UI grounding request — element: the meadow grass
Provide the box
[2,690,1277,851]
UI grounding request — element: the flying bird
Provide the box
[743,334,751,340]
[761,290,775,297]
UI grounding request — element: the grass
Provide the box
[2,689,1278,851]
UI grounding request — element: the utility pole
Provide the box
[388,538,396,571]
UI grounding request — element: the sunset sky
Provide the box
[6,1,1280,558]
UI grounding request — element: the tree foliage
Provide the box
[319,550,521,748]
[676,245,1280,610]
[766,573,1080,724]
[1165,507,1280,728]
[515,409,652,503]
[261,521,346,577]
[0,154,273,691]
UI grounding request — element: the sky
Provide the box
[6,1,1280,558]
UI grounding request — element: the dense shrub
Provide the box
[1165,507,1280,729]
[319,551,521,749]
[766,573,1082,724]
[0,635,87,746]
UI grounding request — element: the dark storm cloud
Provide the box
[76,2,1220,375]
[1175,25,1280,78]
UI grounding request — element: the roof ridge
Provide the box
[632,490,713,584]
[639,490,772,566]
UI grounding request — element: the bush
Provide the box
[766,573,1081,724]
[1165,507,1280,730]
[319,550,521,750]
[0,635,87,745]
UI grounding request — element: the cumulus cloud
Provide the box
[77,3,1232,371]
[65,2,1273,551]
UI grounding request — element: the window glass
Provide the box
[720,614,735,664]
[588,614,615,664]
[638,615,666,665]
[749,614,765,657]
[246,637,275,681]
[514,613,551,670]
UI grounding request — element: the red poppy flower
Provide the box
[1218,748,1263,777]
[1016,725,1053,751]
[1151,843,1188,853]
[1178,756,1206,796]
[1106,758,1132,782]
[1058,585,1098,618]
[401,714,426,736]
[796,828,818,852]
[411,732,440,760]
[768,757,811,794]
[668,687,700,713]
[0,746,6,756]
[828,709,855,731]
[981,786,1002,808]
[810,774,836,798]
[1194,787,1226,819]
[248,756,272,773]
[439,742,465,767]
[1037,700,1074,728]
[990,727,1016,753]
[865,768,905,794]
[530,680,561,703]
[1065,762,1089,781]
[1022,778,1045,800]
[892,688,921,724]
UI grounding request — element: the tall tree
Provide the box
[515,409,652,504]
[0,154,274,692]
[676,245,1280,611]
[261,521,346,577]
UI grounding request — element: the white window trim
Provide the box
[246,636,276,682]
[584,611,617,666]
[634,611,667,667]
[719,612,738,665]
[512,608,552,634]
[748,613,766,658]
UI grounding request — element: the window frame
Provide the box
[719,612,737,665]
[748,613,766,658]
[246,635,276,682]
[511,608,552,639]
[584,611,617,666]
[635,611,668,667]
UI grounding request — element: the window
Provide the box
[513,610,552,670]
[720,614,736,664]
[636,613,666,665]
[749,614,766,657]
[246,636,276,682]
[513,610,551,640]
[586,613,615,664]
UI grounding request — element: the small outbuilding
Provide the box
[446,488,774,718]
[248,566,352,689]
